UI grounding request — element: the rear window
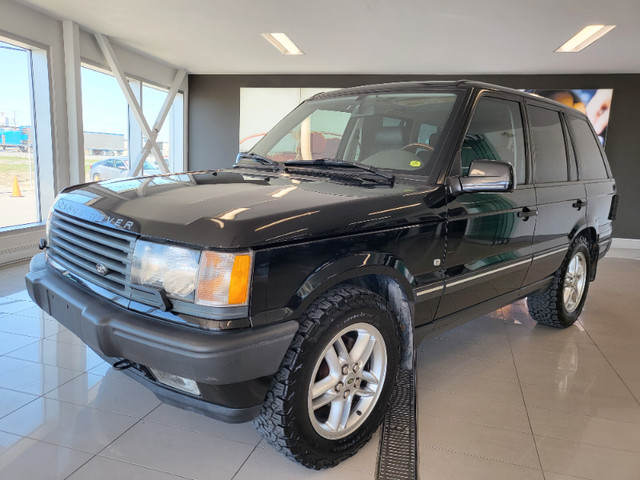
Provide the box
[567,116,608,180]
[528,105,568,184]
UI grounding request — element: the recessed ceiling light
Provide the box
[556,25,616,53]
[261,33,304,55]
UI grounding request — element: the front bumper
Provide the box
[25,253,298,422]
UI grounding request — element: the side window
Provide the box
[567,116,608,180]
[462,97,526,184]
[528,105,568,184]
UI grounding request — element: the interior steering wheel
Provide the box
[401,142,434,153]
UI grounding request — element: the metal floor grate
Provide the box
[376,367,418,480]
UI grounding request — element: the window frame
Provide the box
[564,110,611,181]
[457,92,531,187]
[525,101,571,185]
[0,34,54,232]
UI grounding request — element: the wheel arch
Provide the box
[575,225,599,281]
[287,254,415,368]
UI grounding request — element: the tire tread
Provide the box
[254,285,395,469]
[527,236,590,328]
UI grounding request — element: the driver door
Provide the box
[436,94,536,318]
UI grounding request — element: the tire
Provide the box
[92,173,101,182]
[254,285,400,469]
[527,236,592,328]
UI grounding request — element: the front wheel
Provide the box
[254,285,400,469]
[527,236,592,328]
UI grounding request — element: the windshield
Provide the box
[249,91,459,177]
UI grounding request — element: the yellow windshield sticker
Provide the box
[410,160,422,167]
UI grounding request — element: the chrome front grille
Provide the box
[48,212,137,296]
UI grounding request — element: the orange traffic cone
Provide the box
[11,176,23,197]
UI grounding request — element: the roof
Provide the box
[309,80,576,112]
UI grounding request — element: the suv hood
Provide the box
[53,169,442,248]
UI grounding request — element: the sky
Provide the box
[0,42,32,126]
[0,40,171,142]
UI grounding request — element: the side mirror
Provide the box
[446,159,514,194]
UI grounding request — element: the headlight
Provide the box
[131,240,252,307]
[45,207,54,244]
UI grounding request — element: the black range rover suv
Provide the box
[26,81,617,468]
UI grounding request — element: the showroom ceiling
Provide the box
[16,0,640,74]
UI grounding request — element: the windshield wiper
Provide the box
[235,152,282,171]
[284,158,395,186]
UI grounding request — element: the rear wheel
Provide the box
[92,173,101,182]
[527,236,592,328]
[254,285,400,469]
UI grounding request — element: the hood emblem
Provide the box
[95,263,109,276]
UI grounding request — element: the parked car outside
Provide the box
[89,157,162,181]
[27,81,617,469]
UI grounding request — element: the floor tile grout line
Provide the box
[0,426,118,479]
[502,314,547,480]
[3,399,159,480]
[1,353,103,372]
[61,453,99,479]
[533,432,640,455]
[0,364,87,399]
[525,403,640,425]
[544,469,595,480]
[580,323,640,407]
[64,402,167,480]
[419,443,542,471]
[90,454,197,480]
[0,394,41,421]
[418,412,532,435]
[0,338,40,357]
[417,349,513,365]
[418,366,520,384]
[141,416,261,447]
[64,453,197,480]
[415,386,523,406]
[0,426,105,456]
[229,443,260,480]
[522,403,640,426]
[37,394,159,421]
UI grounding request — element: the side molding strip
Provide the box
[414,246,568,299]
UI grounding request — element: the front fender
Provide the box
[288,252,415,317]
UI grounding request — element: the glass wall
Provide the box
[0,40,39,229]
[81,66,129,181]
[142,83,174,173]
[82,66,184,181]
[239,88,338,152]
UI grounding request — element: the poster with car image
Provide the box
[524,89,613,145]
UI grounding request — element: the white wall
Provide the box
[0,0,187,266]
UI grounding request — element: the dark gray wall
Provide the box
[189,74,640,239]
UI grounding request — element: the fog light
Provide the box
[150,368,201,396]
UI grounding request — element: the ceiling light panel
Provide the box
[261,33,304,55]
[556,25,616,53]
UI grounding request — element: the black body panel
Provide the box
[26,80,616,421]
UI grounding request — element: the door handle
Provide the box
[517,207,538,220]
[572,199,588,210]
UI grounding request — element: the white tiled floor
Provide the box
[0,252,639,479]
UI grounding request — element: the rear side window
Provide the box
[567,116,608,180]
[462,97,526,184]
[528,105,568,183]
